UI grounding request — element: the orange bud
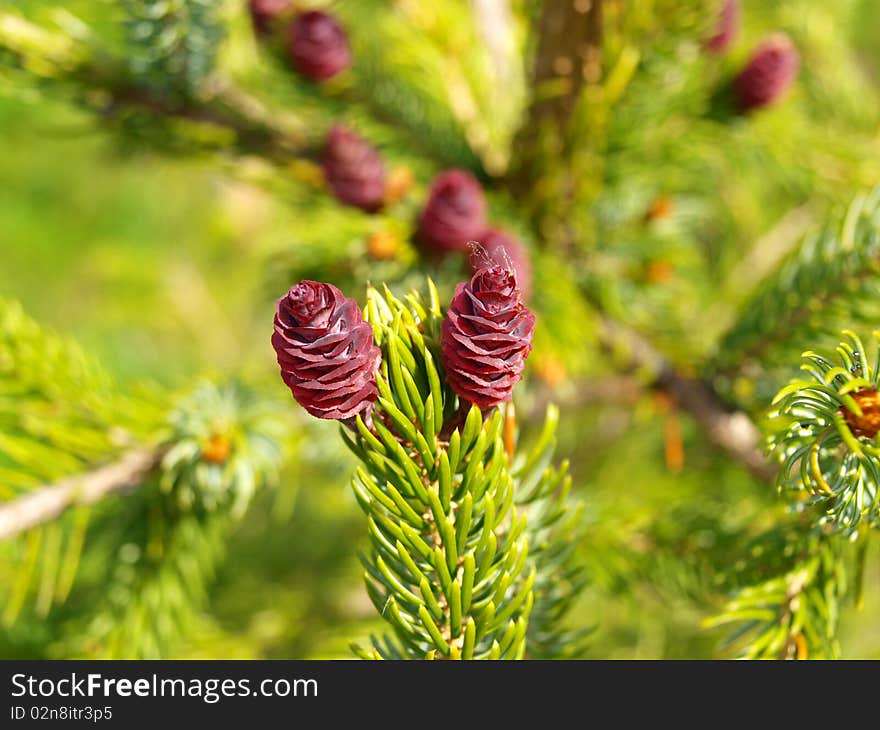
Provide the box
[644,260,675,283]
[645,195,673,223]
[535,356,567,387]
[383,166,414,205]
[202,433,233,465]
[366,230,399,260]
[841,387,880,439]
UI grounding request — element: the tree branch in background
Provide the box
[596,316,776,482]
[109,75,314,161]
[0,12,314,163]
[0,448,162,542]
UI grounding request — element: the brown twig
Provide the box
[596,316,777,482]
[0,447,163,542]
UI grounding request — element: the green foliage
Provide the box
[0,292,290,657]
[0,297,128,484]
[70,379,287,658]
[338,1,491,176]
[706,534,845,659]
[0,297,153,624]
[123,0,224,95]
[513,404,590,658]
[709,326,880,658]
[70,496,229,659]
[713,189,880,408]
[3,0,880,660]
[347,282,541,659]
[51,379,287,659]
[339,281,587,659]
[161,381,286,518]
[767,330,880,535]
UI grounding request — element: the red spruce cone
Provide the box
[272,281,380,420]
[733,34,799,111]
[441,266,535,409]
[249,0,289,35]
[322,125,386,212]
[705,0,739,54]
[287,11,352,81]
[470,228,532,301]
[418,169,488,254]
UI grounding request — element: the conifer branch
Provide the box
[597,316,776,482]
[0,447,162,542]
[0,12,313,161]
[712,189,880,380]
[106,75,314,161]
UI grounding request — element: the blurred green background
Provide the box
[2,0,880,658]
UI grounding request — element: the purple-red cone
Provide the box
[322,125,386,212]
[441,266,535,410]
[705,0,739,54]
[272,281,380,420]
[287,11,352,81]
[470,228,532,301]
[249,0,289,35]
[733,34,799,111]
[418,170,488,254]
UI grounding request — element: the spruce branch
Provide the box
[349,282,535,659]
[123,0,224,95]
[768,330,880,534]
[0,11,312,162]
[712,188,880,387]
[63,381,287,658]
[1,294,287,639]
[514,404,590,658]
[0,295,158,619]
[276,276,589,660]
[0,447,162,543]
[708,327,880,658]
[340,25,487,177]
[706,534,846,660]
[597,316,776,482]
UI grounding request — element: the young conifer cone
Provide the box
[287,11,352,81]
[705,0,740,54]
[322,125,386,212]
[249,0,289,35]
[272,281,380,420]
[441,266,535,409]
[418,169,488,254]
[841,387,880,439]
[733,34,799,111]
[470,228,533,301]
